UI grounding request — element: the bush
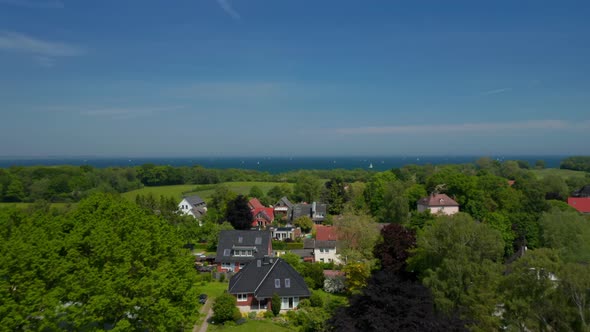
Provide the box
[248,311,257,319]
[298,299,311,308]
[271,293,281,316]
[264,310,275,319]
[324,277,346,294]
[212,293,240,324]
[309,292,323,308]
[219,273,226,283]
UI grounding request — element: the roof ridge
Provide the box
[254,258,279,296]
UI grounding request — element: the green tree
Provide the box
[4,177,25,202]
[271,293,281,316]
[209,185,237,222]
[405,183,427,211]
[540,209,590,263]
[363,171,397,216]
[212,293,240,324]
[323,177,347,215]
[408,213,504,330]
[225,195,252,230]
[334,214,380,262]
[559,262,590,330]
[267,184,292,203]
[294,215,314,233]
[535,160,546,169]
[342,261,371,295]
[248,185,264,199]
[294,173,322,203]
[378,181,409,223]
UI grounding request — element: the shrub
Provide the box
[219,273,226,283]
[271,293,281,316]
[324,277,346,294]
[264,310,275,319]
[298,299,311,308]
[212,293,240,324]
[309,292,323,308]
[248,311,257,319]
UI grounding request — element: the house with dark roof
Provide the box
[248,198,274,228]
[291,202,328,224]
[303,238,342,264]
[228,257,310,312]
[417,193,459,215]
[178,195,207,221]
[270,225,301,241]
[215,230,272,273]
[274,196,294,220]
[567,185,590,214]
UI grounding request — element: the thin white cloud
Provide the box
[215,0,241,20]
[0,0,63,8]
[0,31,84,56]
[80,106,185,119]
[333,120,571,135]
[171,82,282,99]
[480,87,512,96]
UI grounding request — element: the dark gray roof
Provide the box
[277,196,294,208]
[289,249,314,259]
[303,239,337,249]
[276,226,295,231]
[184,195,206,207]
[573,185,590,197]
[229,258,310,299]
[292,204,312,220]
[215,230,272,264]
[291,202,328,222]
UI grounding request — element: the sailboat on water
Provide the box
[368,162,373,169]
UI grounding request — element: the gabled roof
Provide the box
[229,258,310,299]
[568,197,590,213]
[215,230,272,263]
[249,198,265,210]
[303,239,337,249]
[417,193,459,207]
[276,196,294,209]
[572,185,590,198]
[183,195,205,207]
[316,225,338,241]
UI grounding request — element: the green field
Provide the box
[122,182,293,203]
[208,319,294,332]
[531,168,588,180]
[0,202,74,209]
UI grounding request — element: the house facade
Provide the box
[270,226,301,241]
[215,230,272,273]
[417,193,460,215]
[178,195,207,221]
[228,257,310,313]
[274,196,294,221]
[304,238,342,264]
[249,198,275,228]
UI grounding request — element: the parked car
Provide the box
[198,294,208,304]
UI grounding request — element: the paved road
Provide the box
[193,299,213,332]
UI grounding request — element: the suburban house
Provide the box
[291,202,328,224]
[270,225,301,241]
[304,238,342,264]
[178,195,207,220]
[274,196,294,220]
[228,257,310,312]
[316,225,338,241]
[417,193,460,215]
[215,230,272,273]
[567,185,590,214]
[249,198,275,228]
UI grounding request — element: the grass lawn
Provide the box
[207,319,295,332]
[531,168,588,180]
[198,280,229,299]
[122,182,293,202]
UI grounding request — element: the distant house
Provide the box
[178,195,207,221]
[567,185,590,214]
[291,202,328,224]
[316,225,338,241]
[270,225,301,241]
[228,257,310,313]
[249,198,274,228]
[274,196,294,220]
[215,230,272,273]
[417,193,459,215]
[304,238,342,264]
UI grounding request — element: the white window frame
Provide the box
[275,279,281,288]
[237,293,248,302]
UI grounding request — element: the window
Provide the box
[257,260,262,267]
[275,279,281,288]
[238,236,243,243]
[223,249,230,256]
[255,237,262,245]
[237,293,248,302]
[285,278,290,288]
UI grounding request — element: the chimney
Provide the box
[312,202,316,215]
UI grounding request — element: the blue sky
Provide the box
[0,0,589,157]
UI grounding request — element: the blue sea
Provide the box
[0,156,565,174]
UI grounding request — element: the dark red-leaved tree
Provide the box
[225,195,252,230]
[373,223,416,274]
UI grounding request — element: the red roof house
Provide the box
[417,193,460,215]
[248,198,275,227]
[316,225,338,241]
[567,197,590,214]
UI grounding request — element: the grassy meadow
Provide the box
[207,319,295,332]
[122,181,293,202]
[531,168,588,180]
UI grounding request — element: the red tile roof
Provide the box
[567,197,590,213]
[417,193,459,207]
[248,198,265,210]
[249,197,275,226]
[316,225,338,241]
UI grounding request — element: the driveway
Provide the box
[193,299,213,332]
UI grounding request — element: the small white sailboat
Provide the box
[369,162,373,169]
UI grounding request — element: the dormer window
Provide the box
[255,237,262,245]
[285,278,290,288]
[223,249,230,257]
[275,279,281,288]
[238,236,243,243]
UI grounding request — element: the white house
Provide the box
[178,195,207,222]
[417,193,459,215]
[304,239,342,264]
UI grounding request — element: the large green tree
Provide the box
[294,173,322,203]
[408,213,504,330]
